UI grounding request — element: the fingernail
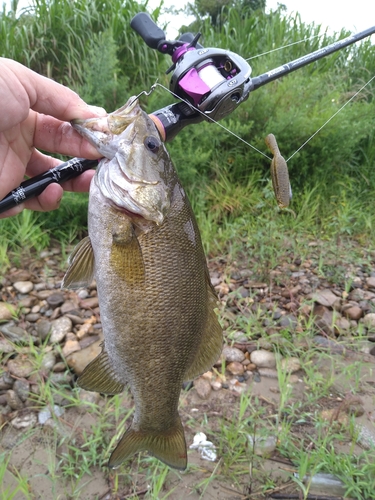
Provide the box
[87,105,107,117]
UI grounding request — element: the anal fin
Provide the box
[108,415,187,471]
[78,343,125,395]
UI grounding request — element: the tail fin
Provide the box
[108,416,187,471]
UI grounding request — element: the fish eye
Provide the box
[144,136,160,153]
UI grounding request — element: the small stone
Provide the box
[343,305,363,321]
[37,319,52,340]
[40,351,56,372]
[66,339,102,375]
[62,339,81,357]
[193,377,211,399]
[49,372,73,385]
[13,281,34,294]
[257,368,278,378]
[0,302,15,321]
[25,313,40,322]
[313,289,338,307]
[6,389,24,410]
[0,338,14,354]
[335,316,351,331]
[60,301,80,315]
[47,293,65,308]
[52,362,66,373]
[13,379,29,401]
[80,297,99,309]
[211,380,222,391]
[250,350,276,368]
[280,357,301,373]
[11,412,37,429]
[50,316,73,343]
[0,373,13,390]
[366,277,375,289]
[278,314,298,329]
[0,324,29,344]
[7,357,34,378]
[363,313,375,330]
[76,323,93,339]
[222,346,245,363]
[226,361,245,376]
[247,434,277,456]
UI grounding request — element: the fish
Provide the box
[265,133,292,209]
[62,97,223,471]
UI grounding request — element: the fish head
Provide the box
[73,98,175,225]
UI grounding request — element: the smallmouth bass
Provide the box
[62,98,223,470]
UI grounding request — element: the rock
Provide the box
[363,313,375,330]
[247,434,277,456]
[257,368,278,379]
[37,319,52,340]
[11,412,37,429]
[278,314,298,329]
[222,346,245,363]
[9,270,31,282]
[76,389,101,413]
[13,281,34,294]
[13,379,30,401]
[49,372,73,385]
[0,324,29,344]
[343,305,362,321]
[80,297,99,309]
[313,289,338,307]
[52,362,66,372]
[280,357,301,373]
[0,338,14,354]
[50,316,72,343]
[250,350,276,368]
[40,351,56,372]
[226,361,245,376]
[211,380,222,391]
[313,305,334,335]
[7,357,34,378]
[0,373,13,391]
[47,293,65,308]
[335,316,351,332]
[366,276,375,289]
[66,338,102,375]
[6,389,24,410]
[38,405,65,425]
[193,377,212,399]
[25,313,41,322]
[62,339,81,357]
[0,302,15,321]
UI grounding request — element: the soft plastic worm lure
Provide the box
[265,134,292,209]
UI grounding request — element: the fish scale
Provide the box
[62,97,222,470]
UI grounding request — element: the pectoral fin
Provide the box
[184,270,223,381]
[110,223,145,285]
[61,236,95,289]
[77,343,125,394]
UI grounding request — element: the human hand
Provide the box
[0,58,106,218]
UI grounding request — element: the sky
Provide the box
[7,0,375,41]
[147,0,375,40]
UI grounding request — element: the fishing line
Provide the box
[246,34,322,61]
[286,73,375,162]
[153,82,272,160]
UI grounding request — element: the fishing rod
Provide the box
[0,12,374,214]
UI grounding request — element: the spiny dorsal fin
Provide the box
[184,272,223,381]
[61,236,95,289]
[108,415,187,471]
[77,343,125,395]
